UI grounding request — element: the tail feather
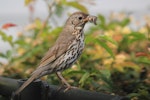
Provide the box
[15,72,39,94]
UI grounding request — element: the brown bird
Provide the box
[15,12,97,94]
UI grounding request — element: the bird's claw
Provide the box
[63,86,77,92]
[57,84,77,92]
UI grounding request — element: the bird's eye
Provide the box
[78,17,82,20]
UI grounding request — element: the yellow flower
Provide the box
[139,27,148,33]
[25,38,32,43]
[32,38,42,46]
[115,26,122,33]
[71,65,78,70]
[115,53,127,64]
[105,30,114,37]
[122,26,131,34]
[18,48,26,56]
[103,58,113,65]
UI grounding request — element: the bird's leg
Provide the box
[56,72,76,92]
[56,71,71,87]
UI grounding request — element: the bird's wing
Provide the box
[38,35,75,68]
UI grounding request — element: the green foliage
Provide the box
[97,37,115,59]
[0,0,150,99]
[0,31,13,46]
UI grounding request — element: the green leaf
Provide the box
[0,53,7,58]
[127,93,139,98]
[120,18,130,27]
[100,70,111,80]
[99,70,114,91]
[118,32,146,52]
[55,5,64,16]
[100,35,118,45]
[65,70,86,76]
[65,1,88,13]
[135,57,150,65]
[107,22,118,30]
[128,32,146,43]
[85,35,115,58]
[35,19,43,29]
[95,38,115,58]
[0,31,13,46]
[14,39,26,45]
[6,50,12,58]
[50,27,63,35]
[79,72,90,86]
[98,15,106,26]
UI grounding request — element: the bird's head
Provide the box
[65,12,97,30]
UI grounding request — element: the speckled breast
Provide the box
[55,31,84,71]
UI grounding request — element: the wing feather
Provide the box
[38,35,75,67]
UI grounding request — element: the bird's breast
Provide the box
[64,33,84,68]
[53,30,85,72]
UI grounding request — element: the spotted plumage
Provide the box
[15,12,97,94]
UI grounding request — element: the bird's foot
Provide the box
[56,72,78,92]
[57,84,77,92]
[63,85,77,92]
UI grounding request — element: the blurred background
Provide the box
[0,0,150,99]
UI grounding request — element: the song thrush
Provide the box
[15,12,97,94]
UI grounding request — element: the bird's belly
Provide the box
[66,40,84,64]
[56,39,84,71]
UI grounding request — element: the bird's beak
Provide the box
[83,15,97,25]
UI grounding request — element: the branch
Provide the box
[37,0,56,35]
[0,77,129,100]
